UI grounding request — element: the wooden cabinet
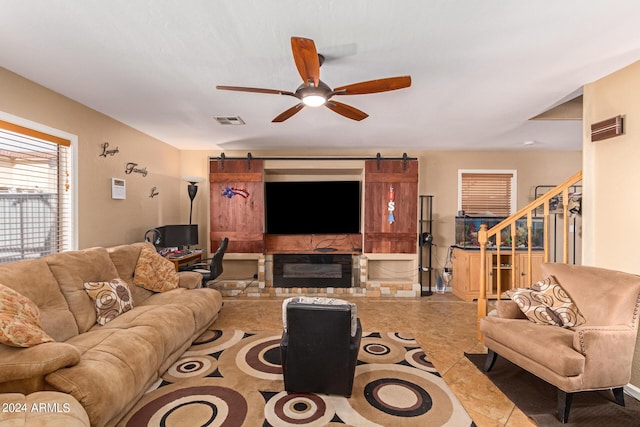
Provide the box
[516,252,544,287]
[451,248,543,301]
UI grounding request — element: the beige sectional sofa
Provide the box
[0,242,223,427]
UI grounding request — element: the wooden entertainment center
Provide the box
[207,155,422,296]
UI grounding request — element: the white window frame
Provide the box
[457,169,517,215]
[0,110,78,254]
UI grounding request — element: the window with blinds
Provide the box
[0,119,73,263]
[458,170,516,216]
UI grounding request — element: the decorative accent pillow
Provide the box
[83,278,133,325]
[133,244,179,292]
[505,276,586,328]
[0,282,55,347]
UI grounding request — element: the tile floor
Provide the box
[213,292,537,427]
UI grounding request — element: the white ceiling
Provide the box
[2,1,640,152]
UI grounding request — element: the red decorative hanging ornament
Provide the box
[387,186,395,224]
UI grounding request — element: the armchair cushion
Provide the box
[505,276,585,328]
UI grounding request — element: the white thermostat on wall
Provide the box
[111,178,126,200]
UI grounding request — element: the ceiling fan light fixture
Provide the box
[302,94,326,107]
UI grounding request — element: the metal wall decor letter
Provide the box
[149,187,159,198]
[125,162,148,177]
[99,142,119,157]
[387,186,395,223]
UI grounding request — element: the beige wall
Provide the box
[583,60,640,388]
[0,68,184,248]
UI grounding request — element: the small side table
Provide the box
[167,252,202,271]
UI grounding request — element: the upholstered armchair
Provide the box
[480,263,640,423]
[280,297,362,397]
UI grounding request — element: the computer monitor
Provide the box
[156,224,198,249]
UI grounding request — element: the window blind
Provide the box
[0,120,72,263]
[461,172,513,216]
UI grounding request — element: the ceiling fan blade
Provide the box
[216,85,296,97]
[291,37,320,87]
[272,103,305,122]
[325,100,369,121]
[333,76,412,95]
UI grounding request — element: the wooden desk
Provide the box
[166,252,202,271]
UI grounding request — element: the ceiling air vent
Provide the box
[213,116,245,125]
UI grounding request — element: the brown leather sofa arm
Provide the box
[0,343,81,383]
[177,271,203,289]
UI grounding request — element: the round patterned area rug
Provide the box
[118,330,475,426]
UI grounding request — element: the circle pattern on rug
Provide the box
[163,355,218,382]
[264,392,336,426]
[387,332,418,346]
[125,385,247,427]
[236,335,283,379]
[335,363,472,426]
[358,337,406,364]
[405,348,438,373]
[364,377,432,417]
[215,331,284,382]
[183,329,246,356]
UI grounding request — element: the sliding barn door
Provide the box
[364,160,418,253]
[209,159,264,253]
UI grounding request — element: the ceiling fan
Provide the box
[216,37,411,122]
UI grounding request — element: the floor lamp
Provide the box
[183,176,203,225]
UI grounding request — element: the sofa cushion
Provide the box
[133,244,179,292]
[0,258,78,342]
[107,242,155,305]
[45,247,121,334]
[46,327,170,427]
[83,279,134,325]
[505,276,586,328]
[138,287,223,331]
[480,316,585,377]
[0,283,54,347]
[93,304,197,359]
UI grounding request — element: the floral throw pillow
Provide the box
[133,244,179,292]
[505,276,586,328]
[0,282,55,347]
[84,278,134,325]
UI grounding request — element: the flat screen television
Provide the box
[265,181,361,235]
[156,224,198,248]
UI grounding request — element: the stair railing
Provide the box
[477,170,583,338]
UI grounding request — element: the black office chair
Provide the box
[280,298,362,397]
[179,237,228,284]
